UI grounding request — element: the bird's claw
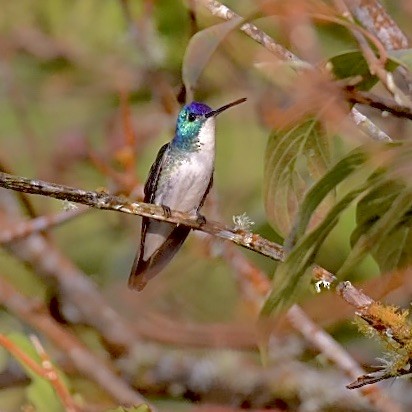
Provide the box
[196,212,207,226]
[161,205,172,218]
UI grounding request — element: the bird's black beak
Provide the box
[205,97,247,118]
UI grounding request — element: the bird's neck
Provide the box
[171,133,201,153]
[171,119,216,153]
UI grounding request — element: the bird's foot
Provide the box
[161,205,172,218]
[196,212,207,226]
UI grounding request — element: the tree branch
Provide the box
[337,281,412,389]
[196,0,392,142]
[344,87,412,120]
[344,0,409,51]
[0,275,152,408]
[0,171,285,262]
[0,334,78,412]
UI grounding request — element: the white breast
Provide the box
[155,118,216,213]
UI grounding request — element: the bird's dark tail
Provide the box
[128,224,191,291]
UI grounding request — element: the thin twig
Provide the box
[336,0,412,109]
[0,275,153,409]
[344,87,412,120]
[196,0,392,141]
[0,334,79,412]
[0,172,285,262]
[350,108,391,141]
[337,281,412,389]
[287,305,402,412]
[32,335,79,412]
[0,187,141,358]
[196,0,304,64]
[344,0,409,50]
[0,206,87,244]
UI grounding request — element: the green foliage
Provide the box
[263,138,412,317]
[345,179,412,275]
[286,148,367,249]
[2,0,412,406]
[6,333,69,412]
[264,118,332,237]
[261,47,412,319]
[329,50,399,90]
[261,172,371,318]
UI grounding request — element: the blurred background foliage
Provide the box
[0,0,412,411]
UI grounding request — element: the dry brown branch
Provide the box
[0,171,338,288]
[0,206,88,244]
[196,0,392,142]
[0,172,285,261]
[0,146,403,407]
[220,230,402,408]
[32,335,79,412]
[335,0,412,109]
[342,0,412,106]
[120,340,373,410]
[213,213,400,411]
[337,281,412,388]
[196,0,304,64]
[128,261,335,350]
[0,333,79,412]
[344,0,409,50]
[136,312,257,349]
[344,87,412,120]
[0,187,140,356]
[0,275,152,408]
[0,143,406,403]
[287,305,402,412]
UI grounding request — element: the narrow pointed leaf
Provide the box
[261,175,378,318]
[339,189,412,277]
[350,176,412,273]
[286,148,367,249]
[264,118,332,237]
[373,226,410,272]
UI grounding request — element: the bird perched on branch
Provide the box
[128,97,246,291]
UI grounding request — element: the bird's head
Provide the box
[174,98,246,150]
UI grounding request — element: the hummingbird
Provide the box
[128,97,247,291]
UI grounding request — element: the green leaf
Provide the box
[329,50,399,91]
[261,174,378,318]
[373,225,410,272]
[7,333,66,412]
[286,148,367,249]
[264,118,332,237]
[350,178,412,273]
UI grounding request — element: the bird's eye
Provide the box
[188,113,196,122]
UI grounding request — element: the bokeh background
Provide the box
[0,1,412,411]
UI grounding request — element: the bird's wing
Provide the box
[128,143,189,291]
[128,224,190,290]
[143,143,169,203]
[199,173,213,210]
